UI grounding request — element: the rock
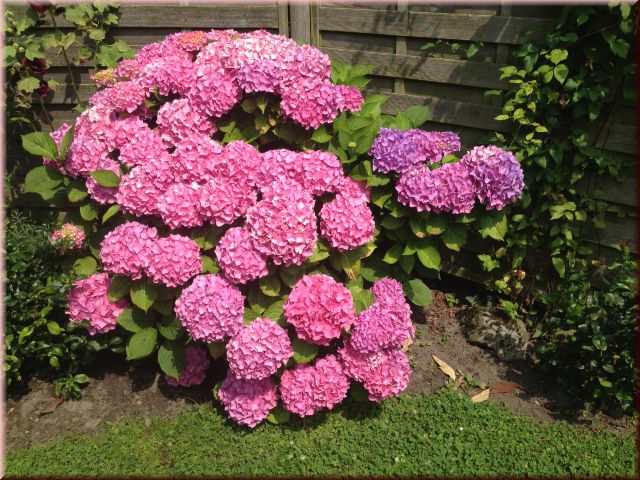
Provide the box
[456,306,529,361]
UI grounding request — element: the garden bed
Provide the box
[6,283,634,452]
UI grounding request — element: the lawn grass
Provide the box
[6,389,636,477]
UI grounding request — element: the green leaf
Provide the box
[17,76,41,93]
[311,125,332,143]
[116,308,154,333]
[102,205,120,223]
[416,243,441,270]
[549,49,568,65]
[208,341,226,359]
[478,254,499,272]
[266,405,290,425]
[201,255,219,274]
[598,378,613,388]
[59,125,75,159]
[404,279,432,307]
[551,257,565,277]
[479,212,507,241]
[157,316,184,340]
[259,275,281,297]
[401,105,430,128]
[73,374,90,384]
[263,299,285,323]
[73,256,97,276]
[291,338,319,364]
[80,201,99,221]
[441,225,467,252]
[22,132,59,159]
[465,43,481,58]
[553,64,569,84]
[68,179,88,203]
[24,166,64,193]
[382,243,404,264]
[157,341,186,379]
[90,170,120,187]
[399,254,415,275]
[130,279,159,312]
[47,321,63,335]
[354,289,375,313]
[126,328,158,360]
[108,275,133,301]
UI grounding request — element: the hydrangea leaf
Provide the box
[157,340,186,379]
[126,327,158,360]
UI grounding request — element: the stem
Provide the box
[48,9,81,104]
[38,94,55,132]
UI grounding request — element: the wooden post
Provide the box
[290,1,311,44]
[278,0,289,37]
[393,0,408,94]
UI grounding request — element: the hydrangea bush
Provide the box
[22,29,524,427]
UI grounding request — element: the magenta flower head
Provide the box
[338,340,411,402]
[66,273,129,335]
[227,317,293,380]
[218,374,278,428]
[100,221,158,280]
[395,162,475,214]
[349,278,414,354]
[50,223,85,252]
[215,227,268,285]
[319,182,375,251]
[165,345,211,387]
[145,234,202,287]
[174,274,244,343]
[245,178,317,267]
[460,145,525,211]
[284,274,355,346]
[279,355,350,417]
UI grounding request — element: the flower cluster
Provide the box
[100,221,201,287]
[66,273,129,335]
[284,274,356,346]
[50,223,85,252]
[218,375,278,428]
[279,355,350,417]
[370,129,524,213]
[164,345,211,387]
[227,317,293,380]
[338,278,413,402]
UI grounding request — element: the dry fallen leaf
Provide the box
[471,388,491,403]
[40,396,64,415]
[402,338,414,351]
[432,354,456,381]
[490,382,519,394]
[453,376,465,389]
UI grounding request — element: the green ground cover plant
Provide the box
[6,390,636,477]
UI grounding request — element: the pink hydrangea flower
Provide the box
[197,178,257,227]
[146,235,202,287]
[349,278,414,354]
[140,56,196,96]
[227,317,293,380]
[218,374,278,428]
[319,189,375,251]
[88,81,147,113]
[396,162,476,214]
[165,345,211,387]
[174,274,244,343]
[156,98,217,147]
[66,273,128,335]
[117,161,174,217]
[188,63,241,117]
[50,223,85,251]
[100,221,158,280]
[157,182,204,229]
[245,178,317,266]
[460,145,525,211]
[215,227,268,285]
[284,274,355,346]
[86,158,120,205]
[338,340,411,402]
[279,355,349,417]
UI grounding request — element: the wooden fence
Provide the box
[7,2,636,281]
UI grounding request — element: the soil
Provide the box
[5,278,636,451]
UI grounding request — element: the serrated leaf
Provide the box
[80,201,99,221]
[291,338,319,364]
[201,255,219,274]
[17,76,41,93]
[259,275,281,297]
[22,132,59,159]
[24,166,64,193]
[478,212,507,241]
[90,169,120,187]
[432,354,456,381]
[157,316,184,340]
[73,256,97,276]
[266,405,290,425]
[441,225,467,252]
[108,275,132,301]
[311,125,332,143]
[116,308,154,333]
[263,299,285,322]
[102,204,120,223]
[354,289,375,313]
[59,125,75,158]
[416,244,441,270]
[157,341,186,379]
[68,179,88,203]
[126,328,158,360]
[130,279,159,312]
[382,243,404,264]
[404,279,432,307]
